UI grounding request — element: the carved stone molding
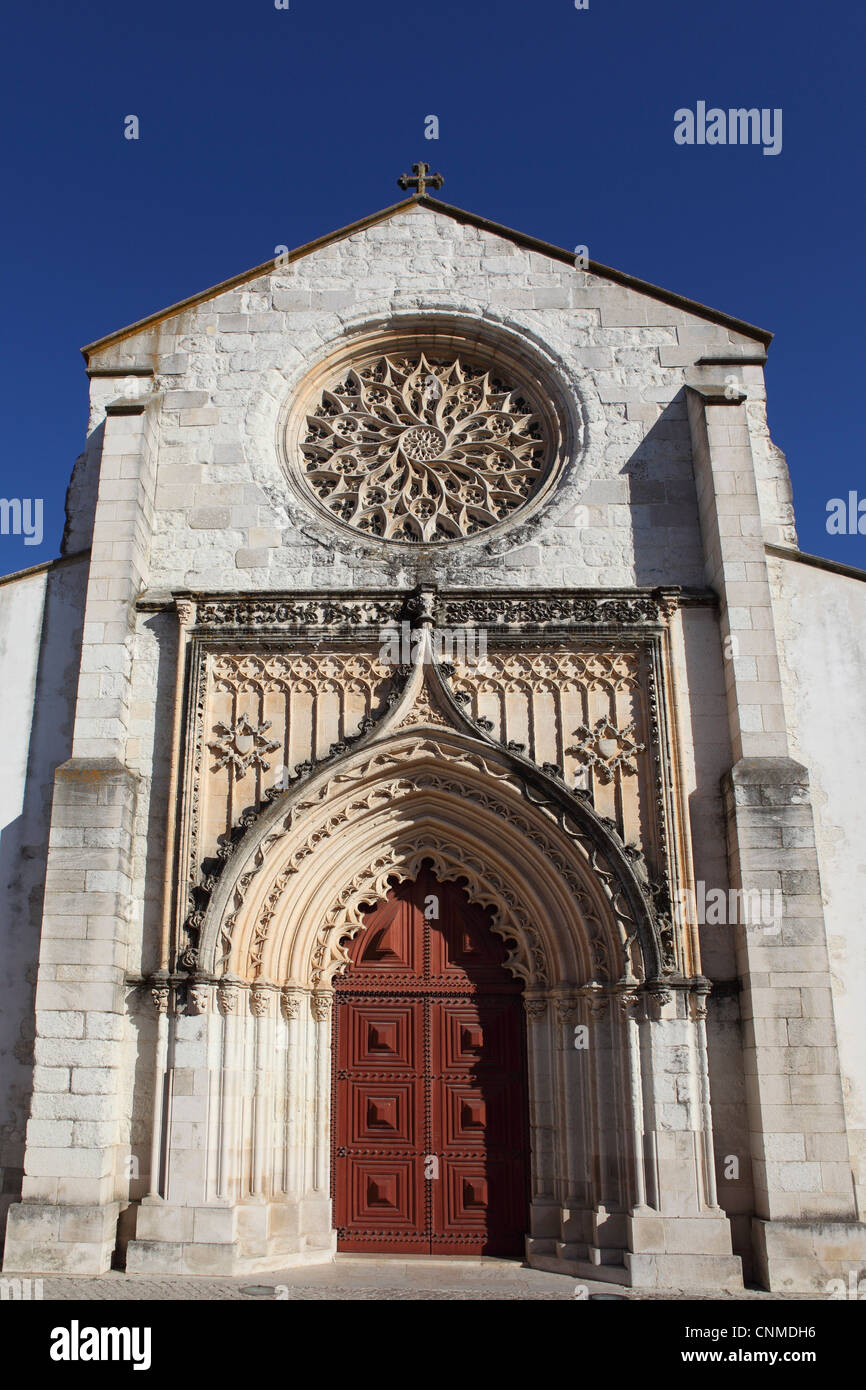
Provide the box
[439,592,679,630]
[193,597,404,631]
[180,588,681,635]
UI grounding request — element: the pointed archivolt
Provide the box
[194,641,670,991]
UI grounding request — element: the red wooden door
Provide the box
[333,864,529,1255]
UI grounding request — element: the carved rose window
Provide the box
[297,352,552,543]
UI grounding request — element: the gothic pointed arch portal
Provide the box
[193,723,660,994]
[128,631,738,1283]
[333,863,530,1255]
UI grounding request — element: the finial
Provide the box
[397,161,444,196]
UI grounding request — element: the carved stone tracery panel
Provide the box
[186,648,397,933]
[294,352,555,543]
[449,645,656,865]
[175,592,685,988]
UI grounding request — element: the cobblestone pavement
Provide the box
[4,1258,821,1301]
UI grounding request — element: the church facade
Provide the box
[2,180,865,1291]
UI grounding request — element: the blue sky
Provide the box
[1,0,864,574]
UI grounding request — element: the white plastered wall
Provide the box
[770,554,866,1216]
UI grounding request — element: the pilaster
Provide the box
[687,385,866,1289]
[3,395,159,1273]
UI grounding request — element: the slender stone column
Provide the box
[524,997,559,1250]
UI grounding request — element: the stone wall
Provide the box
[0,558,88,1229]
[85,205,770,596]
[770,554,866,1219]
[6,199,863,1288]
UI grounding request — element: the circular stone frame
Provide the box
[280,318,580,548]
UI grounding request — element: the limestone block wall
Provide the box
[13,201,842,1285]
[87,204,782,1039]
[83,205,773,598]
[0,558,88,1228]
[71,206,785,1279]
[770,554,866,1218]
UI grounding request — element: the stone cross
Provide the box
[397,161,444,196]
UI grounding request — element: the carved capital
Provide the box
[217,982,240,1016]
[576,983,609,1017]
[281,989,302,1022]
[554,997,581,1023]
[311,992,333,1022]
[646,979,673,1014]
[250,986,271,1019]
[188,982,210,1015]
[151,986,170,1016]
[689,979,712,1021]
[617,988,643,1017]
[175,598,197,630]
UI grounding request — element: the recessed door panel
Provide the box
[333,865,529,1255]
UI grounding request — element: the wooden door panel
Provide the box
[341,1156,426,1248]
[333,866,529,1256]
[435,1078,520,1149]
[341,1001,421,1072]
[432,1158,526,1255]
[343,1080,420,1147]
[346,896,420,977]
[433,999,524,1073]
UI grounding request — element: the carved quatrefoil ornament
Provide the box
[288,344,565,545]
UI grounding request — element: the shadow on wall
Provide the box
[138,610,179,980]
[0,426,101,1250]
[678,569,757,1279]
[621,389,705,588]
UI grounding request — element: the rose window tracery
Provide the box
[297,353,552,543]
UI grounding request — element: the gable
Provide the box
[82,196,771,364]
